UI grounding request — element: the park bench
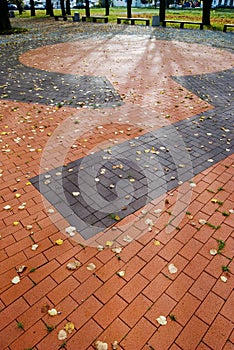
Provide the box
[163,20,203,30]
[54,15,74,21]
[223,23,234,32]
[117,17,150,26]
[81,15,108,23]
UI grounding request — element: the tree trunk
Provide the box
[202,0,212,25]
[60,0,66,16]
[16,0,24,14]
[66,0,71,15]
[30,0,36,16]
[46,0,54,16]
[159,0,166,22]
[127,0,132,18]
[105,0,109,16]
[85,0,90,17]
[0,0,12,30]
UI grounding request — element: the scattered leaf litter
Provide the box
[87,263,96,271]
[117,270,125,277]
[168,263,178,274]
[58,329,67,341]
[220,276,228,282]
[48,308,58,316]
[64,322,75,334]
[66,261,81,270]
[55,239,63,245]
[210,249,218,256]
[95,340,108,350]
[65,226,76,236]
[11,276,20,284]
[156,315,167,325]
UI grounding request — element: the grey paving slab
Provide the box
[30,68,234,238]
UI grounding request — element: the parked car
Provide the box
[34,2,45,8]
[73,3,85,7]
[8,3,17,9]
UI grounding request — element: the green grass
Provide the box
[10,7,234,30]
[0,27,28,35]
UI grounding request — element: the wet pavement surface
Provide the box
[0,17,233,350]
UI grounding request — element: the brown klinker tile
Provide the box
[47,275,79,305]
[66,319,103,349]
[9,320,46,350]
[99,317,130,345]
[176,316,208,349]
[118,274,149,303]
[71,274,102,304]
[171,292,201,326]
[140,254,167,281]
[220,291,234,322]
[189,271,216,301]
[120,294,152,328]
[183,253,209,279]
[195,291,225,325]
[69,295,102,330]
[149,319,182,349]
[158,238,183,261]
[120,318,155,349]
[24,276,57,305]
[143,273,172,302]
[145,293,177,326]
[93,295,127,329]
[94,274,126,304]
[166,272,194,301]
[203,314,233,350]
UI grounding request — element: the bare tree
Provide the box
[16,0,24,14]
[60,0,66,16]
[105,0,109,16]
[202,0,212,25]
[66,0,71,14]
[84,0,90,17]
[30,0,36,16]
[127,0,132,18]
[46,0,54,16]
[159,0,166,23]
[0,0,12,30]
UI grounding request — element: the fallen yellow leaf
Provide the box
[105,240,114,247]
[55,239,63,245]
[64,322,75,334]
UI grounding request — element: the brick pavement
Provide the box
[0,18,233,350]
